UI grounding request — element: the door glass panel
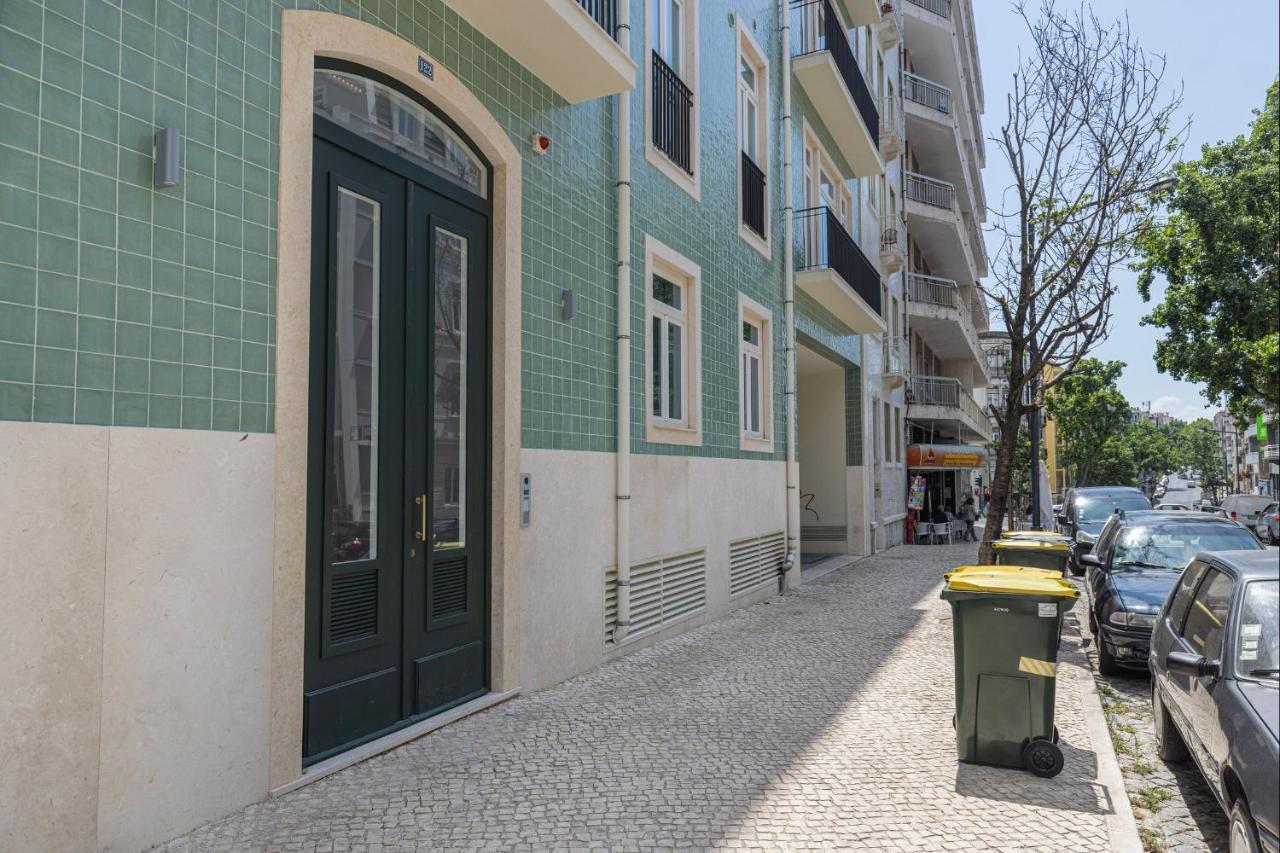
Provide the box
[314,70,488,199]
[667,322,683,421]
[432,228,467,550]
[331,188,380,563]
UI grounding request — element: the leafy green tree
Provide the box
[1091,435,1138,487]
[1045,359,1132,486]
[1174,419,1230,503]
[1136,82,1280,422]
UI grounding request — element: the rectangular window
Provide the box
[737,25,769,247]
[738,294,773,450]
[648,0,699,193]
[645,237,702,446]
[894,406,902,463]
[882,401,891,463]
[741,320,762,437]
[650,274,685,424]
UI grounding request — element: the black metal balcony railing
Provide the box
[651,51,693,174]
[903,71,951,114]
[575,0,618,39]
[741,151,767,239]
[790,0,879,141]
[794,206,882,318]
[906,0,951,19]
[905,171,954,209]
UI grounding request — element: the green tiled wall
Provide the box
[0,0,833,462]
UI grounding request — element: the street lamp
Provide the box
[1025,176,1175,529]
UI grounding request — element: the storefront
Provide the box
[906,443,988,523]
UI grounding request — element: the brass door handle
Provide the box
[414,494,427,541]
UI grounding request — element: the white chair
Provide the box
[915,522,932,544]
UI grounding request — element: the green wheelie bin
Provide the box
[941,568,1079,777]
[991,537,1071,575]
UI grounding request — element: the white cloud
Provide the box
[1149,394,1216,423]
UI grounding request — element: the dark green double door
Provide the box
[304,120,488,763]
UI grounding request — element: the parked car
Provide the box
[1220,494,1273,528]
[1256,503,1280,545]
[1058,486,1153,575]
[1155,503,1191,511]
[1150,550,1279,853]
[1080,512,1264,674]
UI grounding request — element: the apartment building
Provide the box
[0,1,940,849]
[896,0,992,519]
[1242,411,1279,496]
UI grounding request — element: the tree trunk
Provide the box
[980,405,1025,563]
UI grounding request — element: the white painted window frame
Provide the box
[645,0,701,200]
[735,21,770,258]
[644,236,702,446]
[738,293,773,452]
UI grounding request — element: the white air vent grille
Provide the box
[604,549,707,644]
[729,531,786,596]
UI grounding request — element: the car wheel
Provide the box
[1229,799,1261,853]
[1152,686,1188,763]
[1098,637,1122,676]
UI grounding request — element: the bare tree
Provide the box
[979,2,1183,560]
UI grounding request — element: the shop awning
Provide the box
[906,443,988,470]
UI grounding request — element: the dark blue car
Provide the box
[1080,511,1263,675]
[1150,551,1279,853]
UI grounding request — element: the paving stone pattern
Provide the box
[164,544,1119,852]
[1076,602,1229,852]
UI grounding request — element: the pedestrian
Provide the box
[962,497,978,541]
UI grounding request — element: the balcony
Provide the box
[904,71,951,114]
[838,0,884,26]
[904,171,980,283]
[905,0,950,16]
[794,206,885,334]
[907,374,992,442]
[906,272,985,380]
[879,212,905,273]
[440,0,636,103]
[881,336,909,388]
[741,151,767,239]
[791,0,883,177]
[651,51,693,173]
[879,92,904,159]
[877,0,904,47]
[1265,444,1280,463]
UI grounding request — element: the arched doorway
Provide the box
[303,65,491,763]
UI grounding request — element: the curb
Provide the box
[1076,661,1143,853]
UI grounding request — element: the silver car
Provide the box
[1257,503,1279,545]
[1150,551,1279,853]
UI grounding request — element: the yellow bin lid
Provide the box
[945,564,1062,581]
[992,538,1070,553]
[944,566,1079,598]
[1001,530,1070,542]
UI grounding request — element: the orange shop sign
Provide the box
[906,443,988,470]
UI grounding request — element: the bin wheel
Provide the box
[1022,738,1064,778]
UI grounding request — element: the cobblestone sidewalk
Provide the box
[164,544,1132,852]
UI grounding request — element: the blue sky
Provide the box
[973,1,1279,423]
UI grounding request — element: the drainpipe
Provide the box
[613,0,634,643]
[781,0,800,587]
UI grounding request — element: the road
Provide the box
[1158,473,1202,508]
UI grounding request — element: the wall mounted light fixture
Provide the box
[153,128,183,188]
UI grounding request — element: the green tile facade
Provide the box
[0,0,866,462]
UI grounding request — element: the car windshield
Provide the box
[1236,580,1279,682]
[1077,494,1151,523]
[1112,524,1263,570]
